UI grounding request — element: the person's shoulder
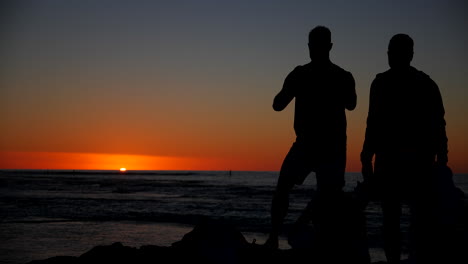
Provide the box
[287,64,310,79]
[329,63,354,84]
[407,67,438,89]
[283,64,306,84]
[288,64,305,74]
[410,67,433,81]
[369,69,390,89]
[375,68,391,78]
[294,63,313,73]
[330,62,352,75]
[372,69,392,82]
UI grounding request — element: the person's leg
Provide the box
[310,153,347,261]
[382,196,402,264]
[265,143,310,249]
[294,191,318,228]
[312,166,345,235]
[265,172,296,248]
[406,159,437,263]
[374,154,403,263]
[314,151,346,215]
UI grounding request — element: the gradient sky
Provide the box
[1,0,467,172]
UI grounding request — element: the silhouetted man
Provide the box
[265,26,356,249]
[361,34,448,263]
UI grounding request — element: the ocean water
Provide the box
[0,170,466,264]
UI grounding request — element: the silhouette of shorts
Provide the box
[280,142,345,189]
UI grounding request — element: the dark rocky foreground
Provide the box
[27,184,468,264]
[27,213,468,264]
[26,218,371,264]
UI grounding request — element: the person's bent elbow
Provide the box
[273,102,284,111]
[346,102,357,111]
[345,94,357,110]
[273,97,286,111]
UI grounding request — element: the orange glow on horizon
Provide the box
[0,150,466,173]
[0,151,281,171]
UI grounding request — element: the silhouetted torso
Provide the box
[362,66,447,159]
[278,61,355,152]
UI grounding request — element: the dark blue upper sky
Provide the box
[1,0,467,171]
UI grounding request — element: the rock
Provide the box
[172,217,249,264]
[78,242,138,264]
[287,191,371,264]
[173,217,248,248]
[27,256,78,264]
[26,192,468,264]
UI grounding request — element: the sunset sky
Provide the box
[1,0,467,172]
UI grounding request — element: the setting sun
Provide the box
[120,168,127,172]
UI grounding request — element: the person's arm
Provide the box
[344,72,357,111]
[361,78,378,181]
[430,79,448,165]
[273,68,297,111]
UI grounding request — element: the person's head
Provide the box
[388,34,414,69]
[308,26,332,61]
